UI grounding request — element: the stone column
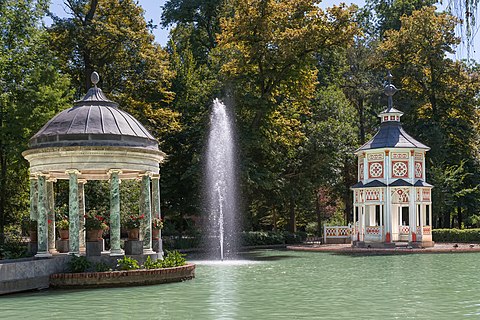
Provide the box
[109,170,124,256]
[35,174,51,258]
[78,179,87,251]
[151,174,163,255]
[66,170,80,254]
[47,178,56,252]
[29,176,38,221]
[141,172,154,254]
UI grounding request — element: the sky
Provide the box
[49,0,478,62]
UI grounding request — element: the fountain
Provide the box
[204,98,239,260]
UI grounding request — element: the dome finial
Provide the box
[91,71,100,87]
[384,71,397,110]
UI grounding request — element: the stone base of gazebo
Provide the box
[352,241,395,248]
[352,240,434,248]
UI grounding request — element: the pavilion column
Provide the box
[141,172,154,254]
[47,178,56,252]
[35,174,52,258]
[66,170,80,254]
[151,174,163,255]
[29,176,38,221]
[384,150,392,243]
[409,150,416,243]
[109,170,124,256]
[78,179,87,251]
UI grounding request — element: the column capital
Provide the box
[47,177,58,183]
[385,150,390,156]
[151,173,160,180]
[107,169,122,177]
[65,169,80,175]
[29,174,39,180]
[138,171,153,178]
[78,179,88,184]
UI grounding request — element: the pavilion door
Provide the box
[398,206,410,241]
[401,207,409,226]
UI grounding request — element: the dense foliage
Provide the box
[432,229,480,243]
[0,0,479,249]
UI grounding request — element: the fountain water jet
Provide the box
[204,98,239,260]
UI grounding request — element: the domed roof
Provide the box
[29,73,158,151]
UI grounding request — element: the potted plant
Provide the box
[152,217,163,240]
[55,204,69,240]
[56,218,69,240]
[84,209,108,241]
[124,213,144,240]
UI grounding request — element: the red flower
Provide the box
[48,219,52,224]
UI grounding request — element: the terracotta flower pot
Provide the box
[152,229,160,240]
[86,229,103,241]
[59,229,69,240]
[127,228,140,240]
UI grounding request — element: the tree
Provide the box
[0,0,72,244]
[48,0,179,141]
[215,0,358,232]
[379,7,480,227]
[162,0,224,59]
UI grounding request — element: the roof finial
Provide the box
[91,71,100,87]
[384,71,397,111]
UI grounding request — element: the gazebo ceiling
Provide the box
[23,72,165,179]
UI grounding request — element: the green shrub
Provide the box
[143,255,162,269]
[240,231,305,246]
[0,228,28,260]
[433,228,480,243]
[116,256,140,270]
[161,250,186,268]
[67,255,91,273]
[94,262,111,272]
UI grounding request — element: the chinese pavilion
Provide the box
[351,73,434,248]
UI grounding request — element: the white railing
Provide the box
[365,226,382,235]
[399,225,410,235]
[324,226,351,243]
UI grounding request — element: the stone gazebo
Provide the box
[351,73,434,248]
[22,72,165,258]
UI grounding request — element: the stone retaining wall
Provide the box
[50,264,195,289]
[0,256,70,295]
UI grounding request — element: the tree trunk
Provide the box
[358,97,366,144]
[443,211,450,228]
[288,196,296,233]
[316,190,322,237]
[272,207,277,232]
[457,203,462,229]
[0,102,5,246]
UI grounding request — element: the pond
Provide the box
[1,250,479,319]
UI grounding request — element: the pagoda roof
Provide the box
[356,121,429,152]
[389,179,412,187]
[414,180,434,187]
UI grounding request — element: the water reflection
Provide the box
[2,250,480,319]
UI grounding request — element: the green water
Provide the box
[1,250,480,319]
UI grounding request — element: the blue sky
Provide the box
[49,0,478,61]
